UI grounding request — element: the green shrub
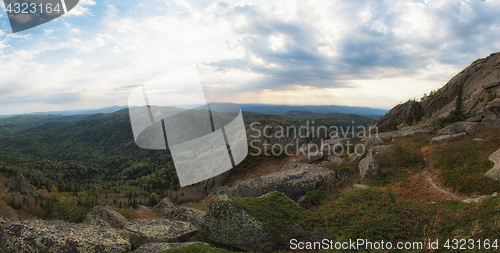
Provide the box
[160,243,234,253]
[306,186,326,206]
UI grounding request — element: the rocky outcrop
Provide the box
[373,52,500,130]
[228,162,335,200]
[0,172,38,197]
[0,219,131,253]
[359,150,378,180]
[82,206,128,229]
[153,197,174,210]
[0,204,21,224]
[124,218,197,248]
[431,133,467,144]
[132,242,203,253]
[328,155,344,166]
[163,207,206,229]
[201,172,230,197]
[204,195,278,252]
[484,148,500,180]
[436,122,478,135]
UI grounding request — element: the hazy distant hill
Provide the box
[0,106,128,119]
[239,104,387,119]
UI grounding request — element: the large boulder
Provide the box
[0,219,131,253]
[124,218,197,248]
[359,149,378,180]
[153,197,174,210]
[436,122,478,135]
[82,206,128,229]
[163,207,206,229]
[204,195,278,252]
[431,133,467,144]
[484,148,500,180]
[328,155,344,166]
[132,242,203,253]
[229,162,335,200]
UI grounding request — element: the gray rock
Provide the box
[301,152,324,163]
[466,115,484,122]
[163,207,206,229]
[153,197,174,210]
[437,122,478,135]
[487,98,500,111]
[133,242,203,253]
[0,204,21,223]
[431,133,467,144]
[473,138,484,141]
[229,162,335,200]
[1,172,39,197]
[204,195,278,252]
[328,155,344,166]
[484,148,500,180]
[125,218,197,248]
[297,195,307,207]
[202,171,229,197]
[354,184,370,189]
[462,195,491,204]
[82,206,128,229]
[0,219,131,253]
[359,150,378,180]
[482,118,500,128]
[337,171,351,186]
[361,136,384,150]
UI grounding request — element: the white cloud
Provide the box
[111,46,121,54]
[65,0,96,17]
[70,28,81,33]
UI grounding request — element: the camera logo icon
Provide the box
[128,65,248,187]
[3,0,79,33]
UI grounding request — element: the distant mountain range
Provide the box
[0,104,388,119]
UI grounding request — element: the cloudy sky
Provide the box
[1,0,500,115]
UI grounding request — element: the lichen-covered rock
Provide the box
[327,155,344,166]
[462,195,491,204]
[431,133,467,144]
[436,122,478,135]
[354,184,371,189]
[153,197,174,210]
[163,207,206,229]
[0,219,131,253]
[204,195,278,252]
[359,150,378,180]
[83,206,128,229]
[485,148,500,180]
[229,162,335,200]
[125,218,197,248]
[132,242,203,253]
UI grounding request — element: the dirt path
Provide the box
[419,145,468,200]
[421,168,465,200]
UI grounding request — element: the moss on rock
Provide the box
[125,218,197,248]
[0,219,131,253]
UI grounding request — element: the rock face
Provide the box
[0,219,131,253]
[124,218,197,248]
[132,242,202,253]
[82,206,128,229]
[163,207,206,229]
[153,197,174,210]
[229,162,335,200]
[328,155,344,166]
[0,204,22,224]
[373,52,500,130]
[0,172,39,197]
[204,195,278,252]
[484,148,500,180]
[359,150,378,180]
